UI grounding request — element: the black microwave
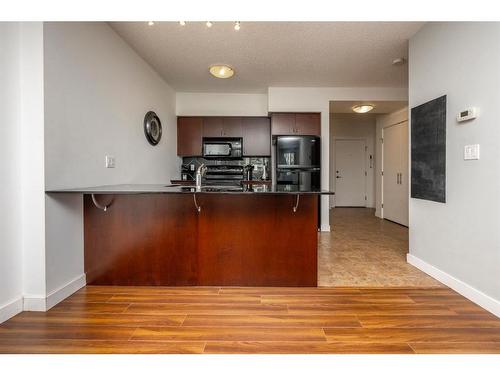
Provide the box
[202,137,242,159]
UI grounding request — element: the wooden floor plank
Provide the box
[0,339,205,354]
[83,286,220,295]
[109,294,261,304]
[262,295,416,305]
[287,303,457,316]
[125,303,288,315]
[182,314,361,328]
[8,311,186,327]
[324,327,500,343]
[409,342,500,354]
[203,341,415,354]
[219,287,362,295]
[131,327,327,342]
[0,323,135,340]
[358,314,500,328]
[49,302,130,314]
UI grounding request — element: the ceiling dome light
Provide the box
[179,21,186,26]
[209,64,234,79]
[148,21,155,26]
[234,21,241,31]
[206,21,213,28]
[352,104,374,113]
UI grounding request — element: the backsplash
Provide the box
[181,157,271,181]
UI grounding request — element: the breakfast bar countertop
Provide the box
[46,184,335,195]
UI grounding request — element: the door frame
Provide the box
[332,137,367,208]
[381,120,408,220]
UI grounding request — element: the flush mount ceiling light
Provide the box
[209,64,234,79]
[352,104,375,113]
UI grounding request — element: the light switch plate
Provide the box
[105,155,116,168]
[464,144,480,160]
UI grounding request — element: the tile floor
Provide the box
[319,208,442,287]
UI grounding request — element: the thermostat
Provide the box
[457,108,477,122]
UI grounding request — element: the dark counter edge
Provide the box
[45,184,334,195]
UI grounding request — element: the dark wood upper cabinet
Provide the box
[271,113,295,135]
[295,113,321,136]
[203,117,243,138]
[271,113,321,136]
[222,117,243,137]
[202,117,224,137]
[177,117,202,156]
[242,117,271,156]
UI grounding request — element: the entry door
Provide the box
[335,139,366,207]
[383,121,409,226]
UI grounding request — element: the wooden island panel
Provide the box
[84,194,318,287]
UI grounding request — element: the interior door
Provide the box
[383,121,409,226]
[334,139,366,207]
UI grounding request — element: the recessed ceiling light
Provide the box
[148,21,155,26]
[206,21,213,28]
[179,21,186,26]
[352,104,374,113]
[234,21,241,31]
[209,64,234,79]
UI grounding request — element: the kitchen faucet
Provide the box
[195,163,207,190]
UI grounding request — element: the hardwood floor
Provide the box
[0,286,499,354]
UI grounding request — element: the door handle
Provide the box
[397,173,400,184]
[336,176,342,178]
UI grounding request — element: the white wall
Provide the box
[268,87,408,230]
[329,113,376,208]
[0,23,23,322]
[176,92,268,116]
[409,22,500,313]
[20,22,47,310]
[42,22,179,305]
[375,108,408,217]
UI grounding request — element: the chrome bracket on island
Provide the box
[292,194,300,213]
[91,194,113,212]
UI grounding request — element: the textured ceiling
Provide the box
[109,22,424,93]
[330,100,408,114]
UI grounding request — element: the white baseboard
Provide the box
[407,254,500,318]
[320,224,331,232]
[23,274,86,312]
[0,297,23,323]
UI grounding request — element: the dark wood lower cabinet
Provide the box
[84,194,318,287]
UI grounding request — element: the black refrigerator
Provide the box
[275,135,321,191]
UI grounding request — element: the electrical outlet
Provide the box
[105,155,116,168]
[464,144,480,160]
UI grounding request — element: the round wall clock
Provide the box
[143,111,162,146]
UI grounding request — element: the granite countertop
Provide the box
[46,184,334,195]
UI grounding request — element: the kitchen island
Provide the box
[48,184,333,287]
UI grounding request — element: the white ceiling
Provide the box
[329,100,408,114]
[109,22,424,93]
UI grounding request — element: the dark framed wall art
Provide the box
[410,95,447,203]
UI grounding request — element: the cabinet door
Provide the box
[295,113,321,136]
[222,117,243,137]
[203,117,224,137]
[242,117,271,156]
[271,113,295,135]
[177,117,202,156]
